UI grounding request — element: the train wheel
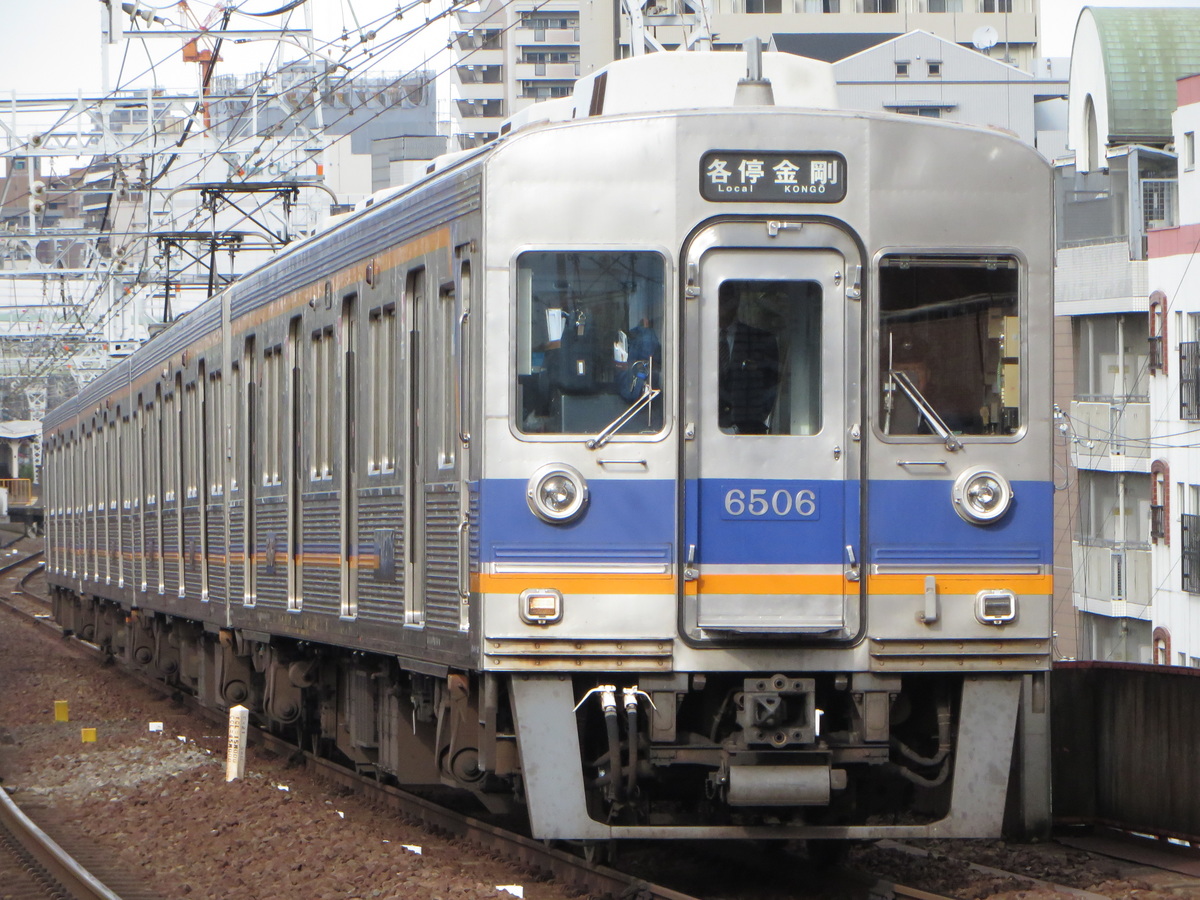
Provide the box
[581,840,616,866]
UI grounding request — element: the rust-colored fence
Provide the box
[1053,661,1200,842]
[0,478,32,505]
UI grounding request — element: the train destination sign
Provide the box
[700,151,847,203]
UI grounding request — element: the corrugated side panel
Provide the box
[357,491,406,626]
[207,502,225,602]
[144,508,160,588]
[228,501,245,603]
[183,506,203,599]
[106,512,120,585]
[255,498,287,606]
[121,511,137,587]
[161,507,180,595]
[424,487,461,632]
[301,497,340,616]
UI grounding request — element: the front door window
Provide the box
[717,279,822,435]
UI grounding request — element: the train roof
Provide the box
[43,49,1042,436]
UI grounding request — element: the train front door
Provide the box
[681,221,862,642]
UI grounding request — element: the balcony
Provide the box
[514,62,580,79]
[517,27,579,43]
[454,30,503,51]
[1072,540,1152,618]
[455,82,505,102]
[1069,400,1151,471]
[453,48,504,67]
[455,65,503,85]
[1055,242,1148,315]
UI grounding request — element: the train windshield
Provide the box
[878,255,1022,438]
[515,250,666,436]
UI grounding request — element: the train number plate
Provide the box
[721,484,819,521]
[700,151,847,203]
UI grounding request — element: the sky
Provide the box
[3,0,1200,98]
[0,0,452,97]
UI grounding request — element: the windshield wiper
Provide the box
[586,384,661,450]
[884,369,962,451]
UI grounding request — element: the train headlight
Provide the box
[952,467,1013,525]
[527,464,589,523]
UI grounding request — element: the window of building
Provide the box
[745,0,783,11]
[801,0,839,10]
[981,0,1011,11]
[521,49,578,64]
[895,61,909,77]
[1183,487,1200,593]
[520,81,573,99]
[895,107,941,118]
[1149,291,1168,375]
[929,0,961,10]
[865,0,897,10]
[878,256,1022,438]
[1181,340,1200,419]
[928,60,942,76]
[516,250,666,436]
[519,12,579,29]
[1151,461,1170,545]
[1075,314,1149,403]
[1186,132,1195,172]
[1153,627,1171,665]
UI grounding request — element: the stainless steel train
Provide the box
[42,48,1055,845]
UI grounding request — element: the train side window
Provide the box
[262,345,284,486]
[367,306,397,474]
[185,380,199,500]
[515,250,666,436]
[438,283,456,469]
[208,370,224,497]
[311,327,335,481]
[878,255,1022,438]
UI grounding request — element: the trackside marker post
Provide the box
[226,705,249,782]
[81,728,96,743]
[54,701,68,722]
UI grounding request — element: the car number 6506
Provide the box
[723,488,817,519]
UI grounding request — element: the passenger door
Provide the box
[681,221,861,641]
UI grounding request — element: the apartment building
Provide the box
[1057,6,1200,663]
[1146,71,1200,668]
[451,0,1042,147]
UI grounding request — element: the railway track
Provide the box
[0,751,124,900]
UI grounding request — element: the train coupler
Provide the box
[733,675,817,748]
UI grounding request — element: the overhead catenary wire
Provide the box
[3,0,498,388]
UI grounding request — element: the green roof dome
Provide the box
[1091,7,1200,143]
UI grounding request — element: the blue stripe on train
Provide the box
[477,478,1054,567]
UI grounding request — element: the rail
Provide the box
[0,776,124,900]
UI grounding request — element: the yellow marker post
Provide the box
[81,728,97,743]
[54,701,68,722]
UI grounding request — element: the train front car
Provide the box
[482,51,1053,841]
